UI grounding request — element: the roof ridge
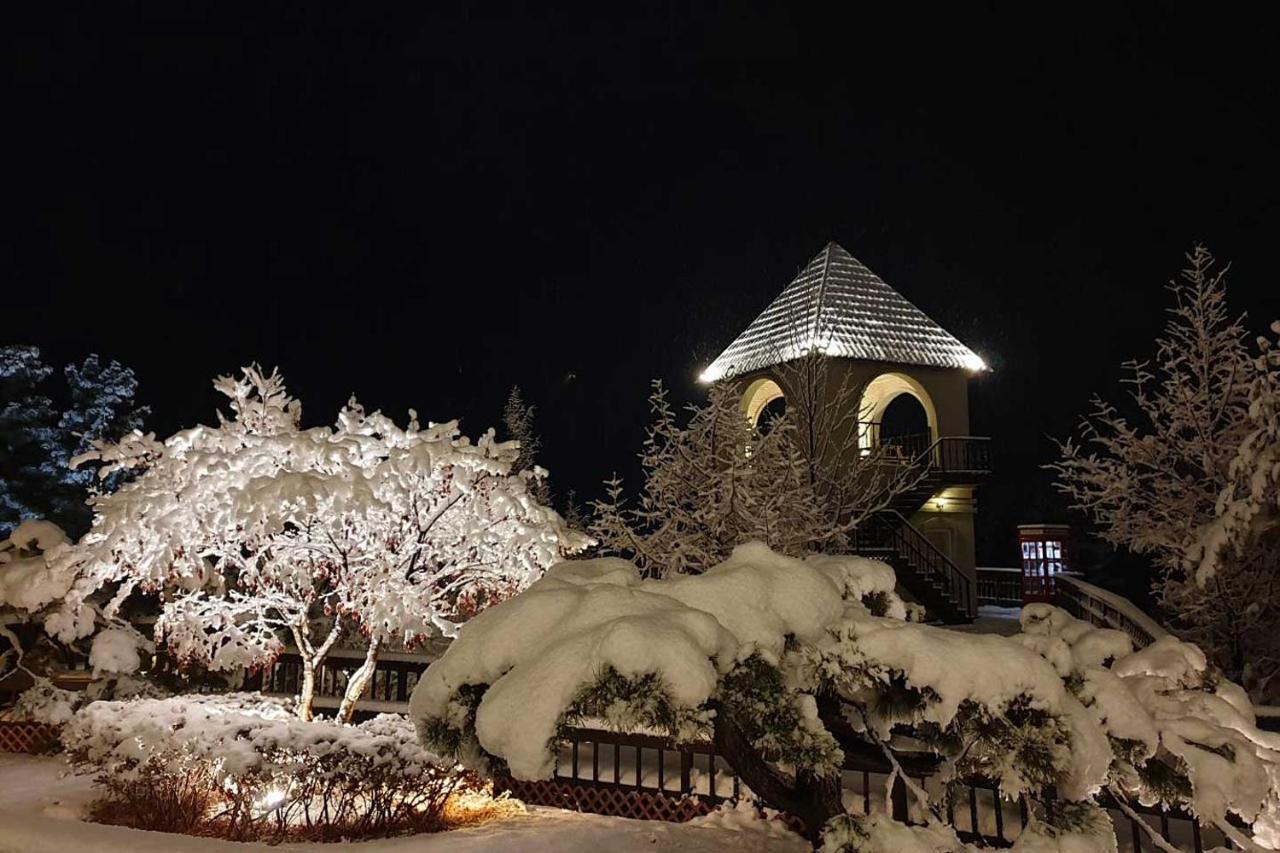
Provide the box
[810,243,835,349]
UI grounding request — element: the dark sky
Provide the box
[7,3,1280,566]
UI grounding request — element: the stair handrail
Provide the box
[879,509,978,583]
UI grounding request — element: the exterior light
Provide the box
[962,352,988,372]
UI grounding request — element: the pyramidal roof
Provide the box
[700,242,986,382]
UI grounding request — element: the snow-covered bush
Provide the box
[411,543,1279,849]
[59,365,587,720]
[411,544,1110,845]
[12,673,169,725]
[63,693,475,841]
[1018,603,1280,850]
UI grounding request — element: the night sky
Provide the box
[7,4,1280,570]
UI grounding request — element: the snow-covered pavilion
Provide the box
[701,241,990,622]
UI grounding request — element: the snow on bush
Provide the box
[412,543,1120,845]
[1018,603,1280,849]
[87,626,141,675]
[0,520,73,612]
[1,519,148,686]
[63,693,475,841]
[411,544,1280,849]
[57,365,587,720]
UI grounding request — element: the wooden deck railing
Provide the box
[1053,575,1168,650]
[975,566,1022,608]
[498,726,1217,850]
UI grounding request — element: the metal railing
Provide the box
[855,510,977,621]
[865,426,992,476]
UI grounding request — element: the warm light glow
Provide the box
[255,787,287,813]
[961,351,988,372]
[698,365,723,383]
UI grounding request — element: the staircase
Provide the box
[851,434,991,624]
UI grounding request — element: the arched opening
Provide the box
[741,377,785,428]
[857,372,938,451]
[879,393,929,441]
[755,396,787,435]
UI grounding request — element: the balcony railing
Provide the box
[858,424,991,477]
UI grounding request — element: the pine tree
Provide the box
[502,385,550,504]
[0,347,148,537]
[1051,247,1280,700]
[0,347,58,535]
[590,380,837,576]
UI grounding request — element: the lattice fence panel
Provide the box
[497,776,807,834]
[0,721,61,754]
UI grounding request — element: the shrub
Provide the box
[62,694,481,841]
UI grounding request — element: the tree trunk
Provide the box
[336,637,382,724]
[290,621,342,721]
[298,658,317,721]
[712,708,844,846]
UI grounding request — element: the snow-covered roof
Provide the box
[700,242,986,382]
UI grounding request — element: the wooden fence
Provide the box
[0,721,61,754]
[975,566,1023,608]
[498,726,1219,850]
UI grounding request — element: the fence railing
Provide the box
[975,566,1023,608]
[867,428,992,477]
[1053,575,1168,650]
[501,726,1217,850]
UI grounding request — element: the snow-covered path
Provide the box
[0,754,805,853]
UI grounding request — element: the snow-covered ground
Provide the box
[0,753,805,853]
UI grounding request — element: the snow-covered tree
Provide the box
[502,385,550,504]
[591,381,839,576]
[0,348,59,534]
[773,350,931,533]
[1191,318,1280,699]
[410,544,1279,850]
[591,374,925,578]
[0,346,148,537]
[1050,247,1280,699]
[63,365,586,721]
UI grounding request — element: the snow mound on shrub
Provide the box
[62,693,446,780]
[1018,604,1280,842]
[88,628,142,675]
[410,543,868,779]
[0,520,75,612]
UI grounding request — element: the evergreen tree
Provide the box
[502,385,550,504]
[0,346,148,537]
[1051,248,1280,701]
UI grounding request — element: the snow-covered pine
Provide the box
[410,543,1278,850]
[1191,318,1280,701]
[591,381,867,577]
[61,365,587,721]
[1050,247,1280,701]
[0,347,148,537]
